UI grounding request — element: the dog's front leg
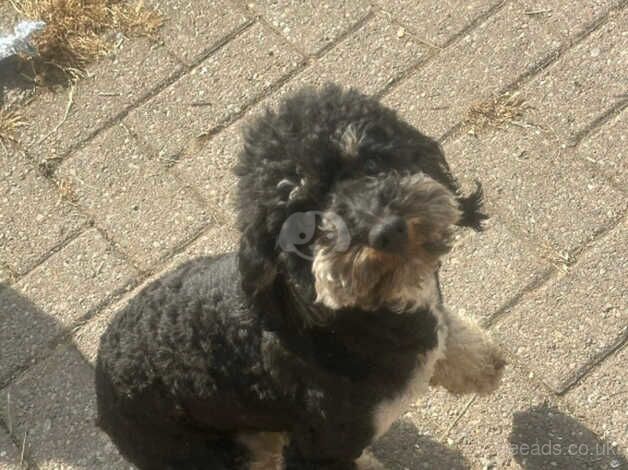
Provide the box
[430,308,505,395]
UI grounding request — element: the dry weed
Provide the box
[466,92,531,134]
[7,0,163,84]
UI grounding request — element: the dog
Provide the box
[95,84,505,470]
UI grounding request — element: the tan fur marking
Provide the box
[237,432,288,470]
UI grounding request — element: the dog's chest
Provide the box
[371,304,446,439]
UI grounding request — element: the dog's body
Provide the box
[96,85,504,469]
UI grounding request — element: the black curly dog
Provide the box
[96,85,505,469]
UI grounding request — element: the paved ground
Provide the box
[1,1,626,469]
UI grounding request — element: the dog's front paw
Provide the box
[431,343,506,396]
[465,346,506,395]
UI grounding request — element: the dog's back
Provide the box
[95,253,285,469]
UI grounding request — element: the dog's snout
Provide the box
[368,216,408,253]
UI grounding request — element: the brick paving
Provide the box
[1,1,626,469]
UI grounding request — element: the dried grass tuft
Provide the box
[466,92,531,134]
[8,0,163,84]
[0,107,26,146]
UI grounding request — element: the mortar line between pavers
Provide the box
[228,0,312,59]
[440,346,577,439]
[113,121,228,232]
[46,158,218,280]
[380,0,508,52]
[486,211,627,330]
[484,212,627,391]
[25,129,150,278]
[164,6,432,169]
[166,167,234,228]
[309,9,375,60]
[377,0,510,101]
[570,96,628,148]
[570,108,628,197]
[557,329,628,395]
[483,266,557,329]
[179,17,258,70]
[8,221,85,283]
[159,58,310,166]
[441,345,614,440]
[41,20,258,174]
[438,1,626,146]
[231,0,377,61]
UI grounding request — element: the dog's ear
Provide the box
[455,181,488,231]
[401,130,488,232]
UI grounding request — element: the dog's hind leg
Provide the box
[430,308,505,395]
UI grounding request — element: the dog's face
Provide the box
[301,171,460,312]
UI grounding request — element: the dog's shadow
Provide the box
[371,419,468,469]
[510,404,626,470]
[0,283,131,469]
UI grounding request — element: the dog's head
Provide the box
[235,84,485,324]
[310,171,459,312]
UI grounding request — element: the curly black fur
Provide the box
[96,84,487,469]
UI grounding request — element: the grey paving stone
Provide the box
[0,346,131,469]
[507,402,627,470]
[439,363,626,469]
[577,109,627,190]
[248,0,371,55]
[524,8,628,143]
[412,366,552,469]
[377,0,502,47]
[441,222,551,324]
[174,123,241,220]
[0,229,136,385]
[126,23,301,159]
[0,427,21,470]
[57,124,208,270]
[0,151,84,275]
[1,287,57,387]
[493,222,628,393]
[146,0,249,65]
[382,0,611,138]
[212,9,431,138]
[19,39,180,162]
[371,418,469,469]
[295,13,429,95]
[567,345,628,455]
[443,126,626,256]
[403,385,470,440]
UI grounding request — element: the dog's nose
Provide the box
[368,216,408,253]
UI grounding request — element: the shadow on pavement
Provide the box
[0,282,63,387]
[0,283,131,469]
[371,419,468,469]
[0,56,37,106]
[510,403,626,470]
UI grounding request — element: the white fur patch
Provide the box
[372,296,447,439]
[338,123,366,158]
